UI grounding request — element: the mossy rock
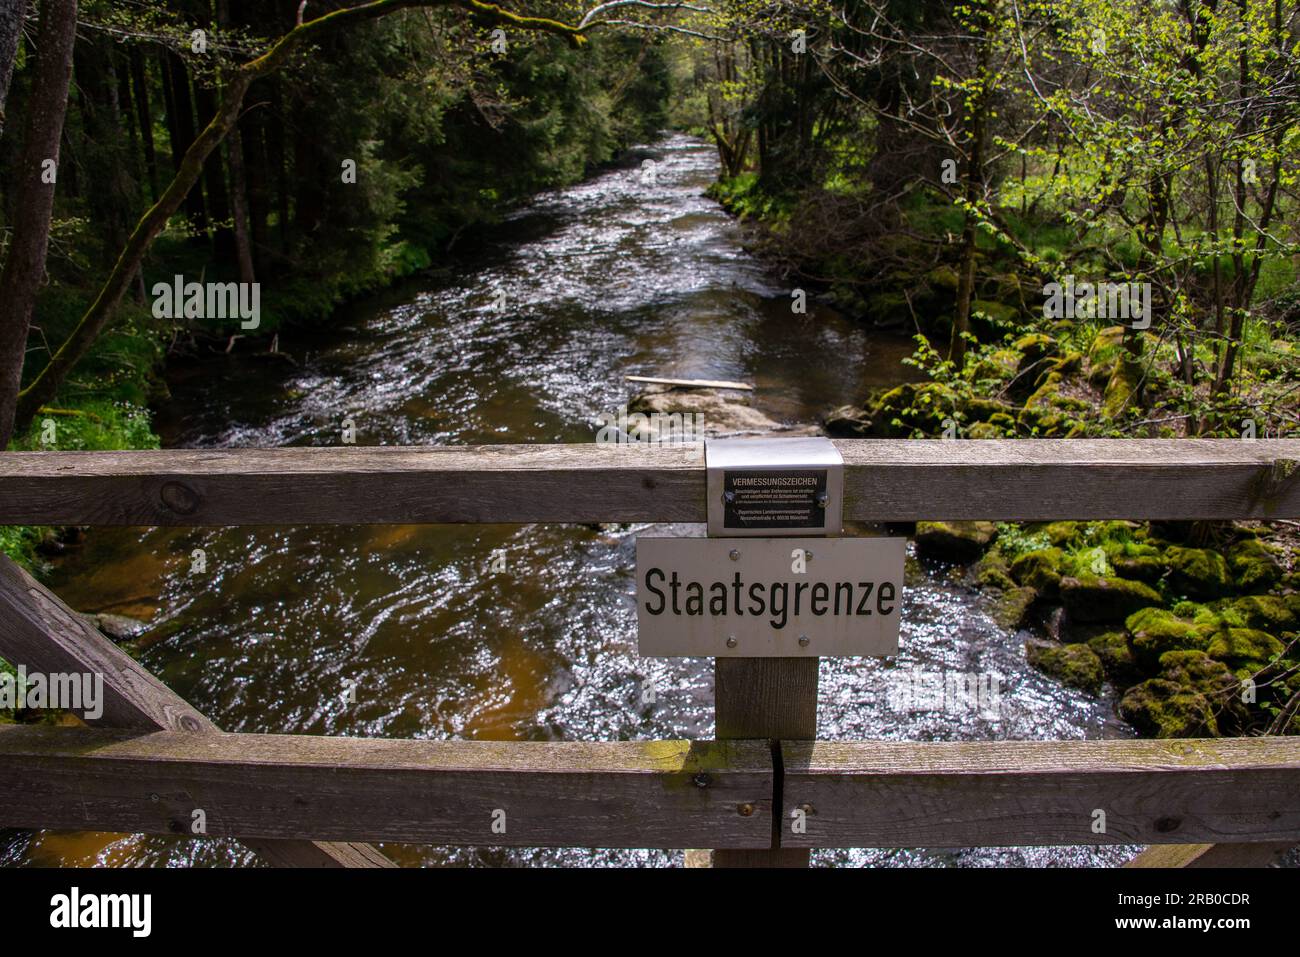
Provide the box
[1048,351,1084,377]
[990,585,1038,630]
[867,382,964,437]
[1205,628,1284,669]
[970,348,1021,382]
[1112,554,1165,583]
[925,264,960,292]
[1226,538,1282,593]
[1043,521,1082,548]
[1009,547,1065,597]
[1101,352,1142,420]
[1165,546,1231,599]
[1086,325,1125,385]
[1157,650,1247,732]
[1025,640,1104,694]
[966,421,1003,439]
[914,521,998,563]
[1060,574,1162,623]
[823,404,873,438]
[1212,595,1296,632]
[965,397,1019,422]
[1126,607,1212,669]
[987,412,1016,430]
[1118,678,1219,738]
[1012,333,1058,366]
[1087,630,1141,686]
[973,550,1016,591]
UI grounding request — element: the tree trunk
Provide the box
[0,0,29,140]
[128,46,159,200]
[0,0,77,448]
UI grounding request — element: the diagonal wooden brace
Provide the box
[0,554,394,867]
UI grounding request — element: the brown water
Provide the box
[2,134,1137,867]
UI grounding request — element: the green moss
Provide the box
[1118,678,1220,737]
[1101,352,1141,420]
[1087,630,1141,685]
[1060,574,1162,623]
[1212,595,1296,632]
[973,550,1016,590]
[1009,547,1065,596]
[1206,628,1284,668]
[1025,640,1104,694]
[1226,538,1282,592]
[1126,607,1212,668]
[1164,546,1231,599]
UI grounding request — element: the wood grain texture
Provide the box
[782,738,1300,848]
[0,727,774,848]
[0,555,393,868]
[1124,842,1296,868]
[2,439,1300,524]
[713,657,818,868]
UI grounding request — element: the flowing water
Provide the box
[1,134,1137,867]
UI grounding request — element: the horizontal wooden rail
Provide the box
[0,727,774,848]
[782,739,1300,848]
[5,726,1300,851]
[1,439,1299,524]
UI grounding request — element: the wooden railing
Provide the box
[1,439,1299,868]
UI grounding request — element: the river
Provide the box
[1,133,1136,867]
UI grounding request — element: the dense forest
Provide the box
[4,0,1300,775]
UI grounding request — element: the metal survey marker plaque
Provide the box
[706,436,844,536]
[636,536,904,657]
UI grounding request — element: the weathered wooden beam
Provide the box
[2,439,1299,525]
[1124,842,1296,868]
[0,555,393,868]
[0,726,775,848]
[712,659,818,868]
[782,738,1300,848]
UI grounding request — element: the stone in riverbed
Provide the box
[1118,678,1219,738]
[1059,573,1162,623]
[990,585,1038,630]
[914,521,998,563]
[1025,639,1104,694]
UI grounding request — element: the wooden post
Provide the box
[713,657,818,867]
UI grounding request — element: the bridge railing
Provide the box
[1,439,1299,868]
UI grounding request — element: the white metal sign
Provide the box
[635,536,905,658]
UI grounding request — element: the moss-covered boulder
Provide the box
[823,404,873,437]
[1226,538,1282,592]
[970,348,1021,382]
[1087,630,1141,686]
[914,521,998,563]
[1126,607,1212,668]
[1112,554,1165,583]
[1165,546,1231,599]
[966,421,1003,439]
[1060,574,1162,623]
[1086,325,1125,387]
[1215,595,1297,632]
[991,585,1038,630]
[1157,650,1246,731]
[1009,547,1065,596]
[1043,521,1082,548]
[1025,640,1104,694]
[1101,352,1142,420]
[1206,628,1284,670]
[973,550,1016,591]
[1118,678,1219,738]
